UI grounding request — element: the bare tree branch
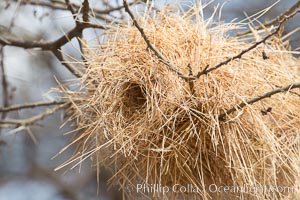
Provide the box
[274,84,300,97]
[123,0,190,80]
[0,103,70,127]
[219,82,300,120]
[52,48,83,78]
[20,0,124,23]
[0,22,105,77]
[0,101,67,112]
[0,47,8,120]
[78,0,90,64]
[0,1,22,121]
[194,10,300,79]
[0,22,105,50]
[18,0,140,18]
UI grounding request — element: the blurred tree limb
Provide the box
[0,100,66,112]
[0,11,106,77]
[15,0,141,23]
[0,103,69,128]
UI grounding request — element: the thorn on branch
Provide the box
[261,107,272,115]
[262,51,269,60]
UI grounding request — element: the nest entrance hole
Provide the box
[123,82,147,112]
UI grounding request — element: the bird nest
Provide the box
[58,4,300,200]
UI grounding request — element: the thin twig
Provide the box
[18,0,126,24]
[193,10,300,79]
[53,49,83,78]
[18,0,139,18]
[0,103,70,127]
[78,0,90,65]
[0,100,66,112]
[64,0,78,22]
[0,0,22,120]
[273,84,300,97]
[218,82,300,120]
[0,124,16,128]
[123,0,190,80]
[0,47,8,120]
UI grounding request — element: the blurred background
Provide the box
[0,0,299,199]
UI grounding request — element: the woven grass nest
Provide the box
[59,4,300,200]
